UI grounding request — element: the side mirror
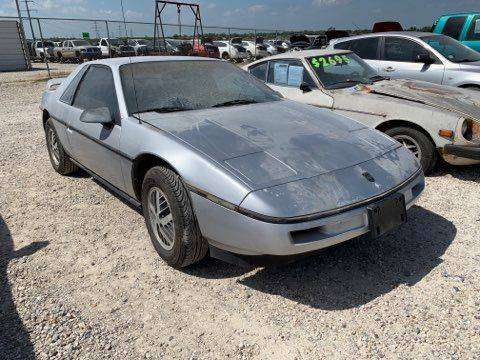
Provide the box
[300,82,312,93]
[80,107,113,124]
[416,51,434,64]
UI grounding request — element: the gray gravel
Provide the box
[0,78,479,359]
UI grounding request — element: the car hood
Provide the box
[139,100,409,191]
[333,79,480,122]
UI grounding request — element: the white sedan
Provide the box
[245,49,480,173]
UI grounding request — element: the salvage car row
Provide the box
[38,19,480,270]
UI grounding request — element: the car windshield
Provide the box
[38,41,54,47]
[72,40,90,46]
[420,35,480,63]
[109,39,121,45]
[306,52,379,89]
[136,39,148,45]
[120,60,281,114]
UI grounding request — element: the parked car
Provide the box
[127,39,153,55]
[432,13,480,52]
[98,38,136,57]
[328,32,480,89]
[372,22,403,33]
[241,38,269,59]
[31,40,55,60]
[212,39,249,61]
[245,49,480,173]
[192,37,220,58]
[40,56,424,268]
[307,34,328,49]
[54,39,101,62]
[289,34,311,50]
[266,39,289,53]
[164,38,193,56]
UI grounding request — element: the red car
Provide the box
[193,38,220,58]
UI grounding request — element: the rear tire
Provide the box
[45,119,77,175]
[141,166,208,268]
[221,52,230,60]
[384,126,437,174]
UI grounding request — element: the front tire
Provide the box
[45,119,77,175]
[385,126,437,174]
[141,166,208,268]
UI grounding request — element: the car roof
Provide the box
[331,31,437,43]
[439,12,479,17]
[249,48,349,63]
[86,56,219,67]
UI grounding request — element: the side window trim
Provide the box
[71,65,121,124]
[380,36,440,64]
[59,65,90,105]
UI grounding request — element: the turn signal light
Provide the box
[438,129,454,139]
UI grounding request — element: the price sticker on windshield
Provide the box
[310,55,350,68]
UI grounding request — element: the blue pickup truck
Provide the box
[432,13,480,52]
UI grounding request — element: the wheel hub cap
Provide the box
[148,187,175,251]
[394,134,422,160]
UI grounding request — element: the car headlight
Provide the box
[461,118,480,142]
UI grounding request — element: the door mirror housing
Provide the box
[300,82,312,93]
[416,51,435,64]
[80,107,113,124]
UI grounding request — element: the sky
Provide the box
[0,0,479,36]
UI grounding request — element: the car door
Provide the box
[464,15,480,52]
[64,65,125,190]
[100,39,109,56]
[251,59,333,107]
[378,36,445,84]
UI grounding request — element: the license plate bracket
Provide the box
[368,193,406,239]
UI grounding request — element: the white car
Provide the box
[245,49,480,173]
[241,40,269,59]
[212,39,249,61]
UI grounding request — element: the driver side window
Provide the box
[267,60,316,88]
[382,37,437,63]
[72,66,119,122]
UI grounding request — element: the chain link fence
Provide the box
[1,15,297,78]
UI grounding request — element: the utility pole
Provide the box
[23,0,36,41]
[92,21,100,39]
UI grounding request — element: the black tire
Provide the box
[385,126,437,174]
[141,166,208,268]
[221,52,230,60]
[45,119,77,175]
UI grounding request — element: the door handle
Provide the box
[384,66,395,72]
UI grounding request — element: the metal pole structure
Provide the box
[36,18,51,78]
[105,20,111,57]
[14,0,31,69]
[24,0,36,41]
[254,29,257,59]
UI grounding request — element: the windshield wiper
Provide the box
[456,58,478,63]
[370,75,389,82]
[137,106,193,114]
[327,78,373,88]
[212,99,258,108]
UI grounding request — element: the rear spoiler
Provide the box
[46,77,65,91]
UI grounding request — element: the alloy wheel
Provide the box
[147,187,175,251]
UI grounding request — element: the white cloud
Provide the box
[248,4,266,13]
[312,0,349,6]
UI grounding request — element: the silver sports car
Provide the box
[40,56,425,268]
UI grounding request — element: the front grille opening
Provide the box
[412,180,425,198]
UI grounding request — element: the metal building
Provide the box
[0,20,30,71]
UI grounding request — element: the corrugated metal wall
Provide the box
[0,20,28,71]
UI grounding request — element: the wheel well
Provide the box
[42,110,50,128]
[131,154,178,200]
[459,84,480,90]
[375,120,436,146]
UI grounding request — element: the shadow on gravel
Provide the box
[235,205,456,310]
[0,216,48,359]
[429,162,479,181]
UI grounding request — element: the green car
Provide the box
[433,13,480,52]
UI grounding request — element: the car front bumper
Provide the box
[443,144,480,160]
[191,170,425,257]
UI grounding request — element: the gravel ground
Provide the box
[0,77,479,359]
